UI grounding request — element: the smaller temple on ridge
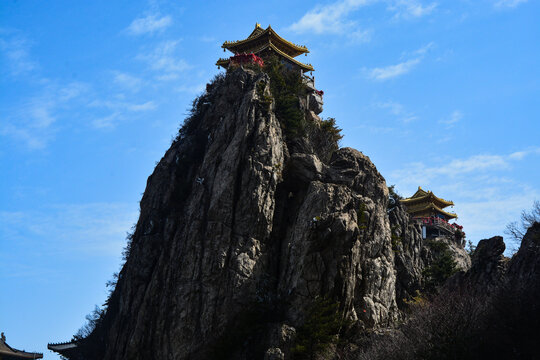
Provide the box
[216,23,314,74]
[401,187,458,239]
[0,332,43,360]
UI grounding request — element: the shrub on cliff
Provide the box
[264,56,307,138]
[423,242,458,293]
[292,297,342,360]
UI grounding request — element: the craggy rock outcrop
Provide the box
[68,68,470,360]
[448,224,540,296]
[507,222,540,282]
[448,236,507,294]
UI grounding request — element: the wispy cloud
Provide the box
[439,110,463,128]
[91,112,121,129]
[88,99,156,129]
[391,149,540,201]
[0,202,138,257]
[289,0,436,40]
[113,72,142,92]
[126,14,172,35]
[0,32,38,76]
[175,83,206,95]
[137,40,191,81]
[375,100,418,122]
[508,147,540,160]
[494,0,528,8]
[366,42,433,80]
[199,36,216,43]
[1,82,88,149]
[367,58,421,80]
[89,99,156,112]
[391,149,540,198]
[388,0,437,19]
[289,0,372,34]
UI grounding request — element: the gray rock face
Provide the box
[308,92,323,114]
[445,224,540,303]
[507,222,540,281]
[447,236,507,295]
[77,68,470,360]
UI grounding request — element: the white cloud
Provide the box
[137,40,191,80]
[175,83,206,95]
[411,41,435,56]
[127,101,156,111]
[0,203,138,257]
[368,58,421,80]
[289,0,436,39]
[508,147,540,160]
[289,0,371,34]
[0,123,49,150]
[0,82,87,149]
[443,154,509,174]
[89,99,156,112]
[348,29,373,43]
[126,14,172,35]
[91,112,121,129]
[366,42,433,80]
[199,36,216,43]
[494,0,528,8]
[375,100,418,123]
[388,0,437,19]
[392,154,512,188]
[113,72,142,92]
[391,149,540,198]
[88,99,156,129]
[439,110,463,128]
[0,34,38,76]
[458,192,538,247]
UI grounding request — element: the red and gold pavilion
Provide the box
[216,23,314,73]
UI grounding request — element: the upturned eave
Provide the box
[222,24,309,57]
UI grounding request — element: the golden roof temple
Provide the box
[401,187,457,221]
[216,23,314,73]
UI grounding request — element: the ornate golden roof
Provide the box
[221,24,309,57]
[401,186,454,208]
[401,186,457,219]
[405,202,458,219]
[216,43,314,71]
[216,24,314,72]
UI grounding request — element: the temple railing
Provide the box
[413,216,456,234]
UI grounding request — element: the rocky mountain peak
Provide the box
[57,67,471,360]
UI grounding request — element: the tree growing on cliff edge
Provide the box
[505,200,540,250]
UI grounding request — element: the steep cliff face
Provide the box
[72,68,469,359]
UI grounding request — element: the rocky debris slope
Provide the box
[69,68,470,360]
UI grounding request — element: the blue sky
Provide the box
[1,0,538,358]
